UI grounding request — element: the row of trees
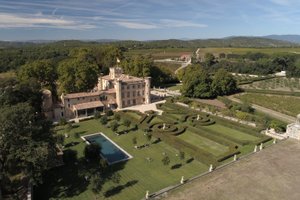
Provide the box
[180,65,238,98]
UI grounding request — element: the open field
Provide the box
[124,48,194,59]
[195,47,300,56]
[35,102,270,200]
[241,77,300,92]
[165,139,300,200]
[236,93,300,117]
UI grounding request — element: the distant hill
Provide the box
[0,36,298,49]
[264,35,300,44]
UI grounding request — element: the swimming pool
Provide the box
[82,133,132,165]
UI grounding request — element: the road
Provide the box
[228,95,296,123]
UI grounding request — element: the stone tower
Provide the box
[144,77,151,104]
[115,79,123,109]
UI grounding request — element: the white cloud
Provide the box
[114,21,158,29]
[160,19,208,28]
[114,19,207,29]
[0,13,96,29]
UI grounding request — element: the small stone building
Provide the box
[286,114,300,140]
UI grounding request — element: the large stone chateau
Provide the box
[43,67,151,121]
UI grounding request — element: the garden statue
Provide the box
[181,176,184,184]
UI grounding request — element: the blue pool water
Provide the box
[83,133,131,165]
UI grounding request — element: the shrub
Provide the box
[106,110,114,116]
[59,118,67,126]
[100,115,108,125]
[94,111,101,119]
[114,113,121,121]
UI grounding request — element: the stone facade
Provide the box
[43,67,151,121]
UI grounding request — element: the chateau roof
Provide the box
[64,89,116,99]
[101,74,144,83]
[73,101,104,110]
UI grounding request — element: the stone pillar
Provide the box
[254,145,257,152]
[144,77,151,104]
[97,74,103,91]
[209,164,213,172]
[273,139,277,144]
[259,143,263,150]
[233,154,237,161]
[180,176,184,184]
[115,79,123,109]
[145,191,149,199]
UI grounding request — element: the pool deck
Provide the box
[81,132,133,165]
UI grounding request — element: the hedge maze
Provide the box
[119,102,271,167]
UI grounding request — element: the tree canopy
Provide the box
[181,65,237,98]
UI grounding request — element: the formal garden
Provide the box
[34,102,272,200]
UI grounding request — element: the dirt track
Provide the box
[164,139,300,200]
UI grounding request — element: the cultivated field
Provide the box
[236,93,300,117]
[124,48,194,59]
[241,77,300,92]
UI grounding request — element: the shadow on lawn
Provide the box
[34,163,88,199]
[104,180,138,198]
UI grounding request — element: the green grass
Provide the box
[237,93,300,117]
[178,130,229,156]
[36,119,207,200]
[165,84,182,91]
[203,124,259,142]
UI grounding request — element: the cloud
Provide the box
[0,12,95,29]
[160,19,207,28]
[114,21,158,29]
[114,19,207,29]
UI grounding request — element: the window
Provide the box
[127,92,130,98]
[127,100,130,105]
[77,98,79,100]
[133,91,136,97]
[133,99,136,105]
[142,90,144,95]
[122,92,124,98]
[137,91,140,96]
[61,112,64,117]
[68,104,70,108]
[68,99,70,102]
[127,85,130,89]
[132,85,135,89]
[122,100,125,106]
[138,84,140,89]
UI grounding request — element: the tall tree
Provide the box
[211,69,237,96]
[0,103,57,188]
[58,58,98,93]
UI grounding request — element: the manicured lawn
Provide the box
[237,93,300,117]
[203,124,259,142]
[36,119,207,200]
[178,130,229,156]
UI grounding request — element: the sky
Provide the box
[0,0,300,41]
